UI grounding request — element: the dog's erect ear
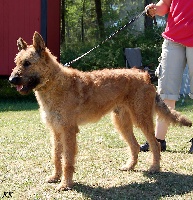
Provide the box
[17,38,27,51]
[33,31,46,55]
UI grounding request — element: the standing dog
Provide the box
[9,32,192,191]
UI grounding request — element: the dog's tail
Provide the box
[155,93,192,127]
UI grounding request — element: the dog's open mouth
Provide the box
[16,84,30,94]
[11,84,32,95]
[16,85,24,92]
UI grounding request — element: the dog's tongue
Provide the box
[16,85,23,91]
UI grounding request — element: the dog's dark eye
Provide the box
[23,61,31,68]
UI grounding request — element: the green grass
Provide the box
[0,96,193,200]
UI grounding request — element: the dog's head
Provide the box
[9,31,48,95]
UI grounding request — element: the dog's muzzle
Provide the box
[9,75,26,94]
[9,74,40,95]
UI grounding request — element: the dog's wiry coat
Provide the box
[9,32,192,191]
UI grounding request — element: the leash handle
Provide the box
[145,4,156,18]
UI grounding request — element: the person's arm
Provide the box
[146,0,172,17]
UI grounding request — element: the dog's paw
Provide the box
[56,183,73,191]
[119,165,134,171]
[119,160,137,171]
[47,175,61,183]
[148,165,160,173]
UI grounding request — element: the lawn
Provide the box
[0,95,193,200]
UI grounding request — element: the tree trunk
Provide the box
[60,0,66,44]
[94,0,105,38]
[81,0,86,43]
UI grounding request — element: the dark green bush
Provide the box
[60,26,164,71]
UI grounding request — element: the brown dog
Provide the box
[9,32,192,191]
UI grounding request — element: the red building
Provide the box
[0,0,60,76]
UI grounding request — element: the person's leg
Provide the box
[140,39,186,152]
[157,40,186,101]
[155,39,186,145]
[152,99,175,151]
[155,99,175,140]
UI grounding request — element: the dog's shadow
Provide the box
[73,171,193,200]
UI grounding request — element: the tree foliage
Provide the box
[60,0,164,71]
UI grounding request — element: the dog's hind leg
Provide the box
[139,119,161,173]
[112,108,140,171]
[56,125,78,191]
[133,90,161,173]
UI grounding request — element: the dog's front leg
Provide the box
[47,132,63,183]
[56,126,78,191]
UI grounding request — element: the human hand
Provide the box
[145,3,157,18]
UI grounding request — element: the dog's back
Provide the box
[39,66,154,125]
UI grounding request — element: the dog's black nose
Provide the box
[9,76,21,85]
